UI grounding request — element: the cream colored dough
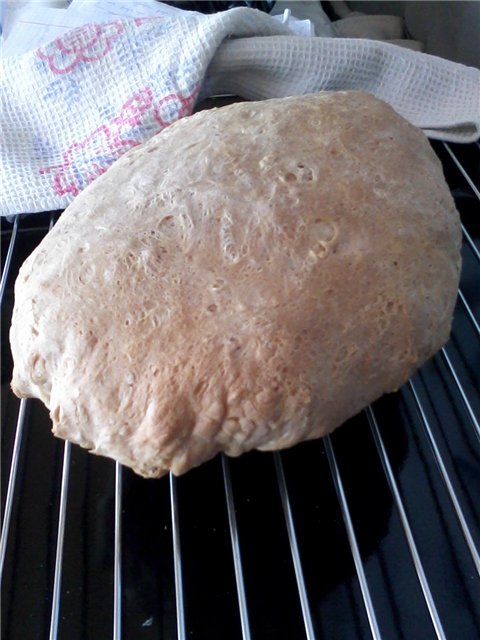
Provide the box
[10,92,461,477]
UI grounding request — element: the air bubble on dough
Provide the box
[31,354,46,383]
[313,219,337,244]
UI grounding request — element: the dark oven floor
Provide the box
[1,140,480,640]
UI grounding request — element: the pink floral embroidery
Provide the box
[36,21,124,75]
[40,88,154,197]
[133,16,166,27]
[153,92,197,128]
[40,85,199,197]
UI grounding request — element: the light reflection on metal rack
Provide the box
[49,441,72,640]
[461,223,480,262]
[0,398,28,581]
[443,142,480,201]
[324,437,382,640]
[446,142,480,261]
[1,214,55,588]
[114,463,123,640]
[274,452,316,640]
[366,406,447,640]
[407,380,480,575]
[440,347,480,441]
[221,455,252,640]
[458,289,480,336]
[170,473,186,640]
[436,143,480,442]
[0,214,19,305]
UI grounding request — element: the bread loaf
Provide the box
[10,91,461,477]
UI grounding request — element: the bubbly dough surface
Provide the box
[10,92,461,477]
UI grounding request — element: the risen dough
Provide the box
[10,92,461,477]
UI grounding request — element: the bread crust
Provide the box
[10,91,461,477]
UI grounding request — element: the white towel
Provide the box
[1,7,479,216]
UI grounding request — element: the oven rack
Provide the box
[1,140,479,640]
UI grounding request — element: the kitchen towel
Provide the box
[1,7,479,216]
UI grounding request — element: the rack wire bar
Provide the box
[458,289,480,336]
[440,347,480,441]
[49,441,72,640]
[221,456,252,640]
[323,438,382,640]
[366,407,447,640]
[1,215,56,585]
[169,473,186,640]
[0,215,19,305]
[461,222,480,263]
[0,398,27,581]
[113,463,123,640]
[273,452,316,640]
[443,142,480,201]
[407,380,480,576]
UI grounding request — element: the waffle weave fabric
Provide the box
[1,7,479,216]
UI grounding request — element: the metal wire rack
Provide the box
[1,140,479,640]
